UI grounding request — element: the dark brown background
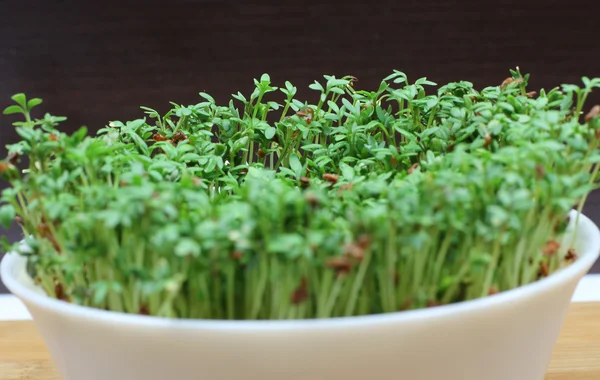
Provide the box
[1,0,600,292]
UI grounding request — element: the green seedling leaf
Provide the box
[10,94,27,108]
[289,152,302,178]
[0,204,16,229]
[2,105,23,115]
[26,98,43,111]
[264,126,276,140]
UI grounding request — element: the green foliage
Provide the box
[2,69,600,319]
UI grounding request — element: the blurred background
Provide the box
[1,0,600,291]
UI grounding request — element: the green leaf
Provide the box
[470,253,492,266]
[175,238,201,257]
[314,156,333,168]
[487,205,509,227]
[199,92,215,103]
[327,101,340,114]
[289,153,302,178]
[97,210,122,228]
[426,150,435,163]
[126,119,146,131]
[265,126,276,140]
[266,233,303,256]
[148,170,163,181]
[162,142,178,159]
[2,105,23,115]
[415,77,437,86]
[278,167,296,178]
[140,106,160,118]
[339,162,355,180]
[420,127,439,139]
[342,98,358,115]
[176,144,195,154]
[10,94,27,108]
[176,107,192,117]
[260,73,271,83]
[383,70,407,83]
[309,81,324,92]
[72,126,88,142]
[215,156,224,170]
[497,102,515,113]
[213,143,227,156]
[561,84,579,93]
[281,81,297,98]
[250,87,261,101]
[124,130,149,156]
[26,98,43,111]
[334,134,347,142]
[0,204,16,229]
[535,97,548,109]
[301,143,323,152]
[232,136,249,153]
[15,127,34,140]
[90,281,121,305]
[91,282,108,305]
[1,236,11,253]
[179,153,202,162]
[232,92,248,104]
[377,81,389,94]
[205,157,217,173]
[326,78,349,89]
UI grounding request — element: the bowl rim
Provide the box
[2,210,599,331]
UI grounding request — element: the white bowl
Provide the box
[2,210,599,380]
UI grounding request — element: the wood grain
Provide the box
[0,303,598,379]
[0,321,59,380]
[545,303,600,379]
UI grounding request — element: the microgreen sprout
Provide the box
[1,69,600,319]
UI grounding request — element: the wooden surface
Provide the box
[0,303,598,379]
[1,1,600,281]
